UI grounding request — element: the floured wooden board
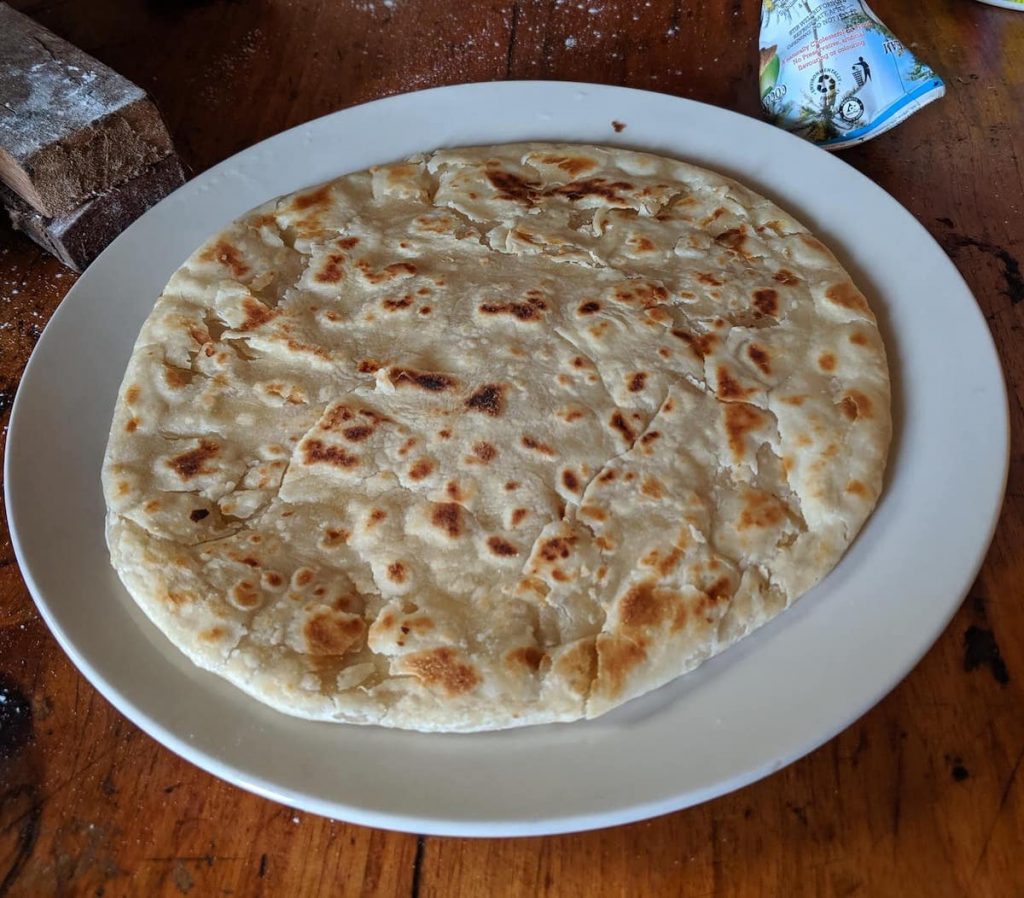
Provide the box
[0,3,176,217]
[101,143,890,732]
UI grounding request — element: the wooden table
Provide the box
[1,1,1021,894]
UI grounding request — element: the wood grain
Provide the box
[1,1,1022,895]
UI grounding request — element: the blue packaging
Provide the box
[759,0,945,150]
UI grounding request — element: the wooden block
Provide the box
[1,155,185,271]
[0,3,176,217]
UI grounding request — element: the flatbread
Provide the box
[102,143,890,732]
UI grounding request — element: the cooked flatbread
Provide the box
[102,143,890,731]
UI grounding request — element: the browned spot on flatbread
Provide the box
[846,479,869,497]
[322,404,355,428]
[510,226,541,246]
[315,254,346,284]
[486,168,542,205]
[774,269,799,286]
[201,239,249,277]
[738,490,786,530]
[124,385,141,404]
[539,537,573,562]
[610,411,636,444]
[387,561,407,583]
[781,395,806,406]
[408,458,435,480]
[618,581,684,630]
[431,503,464,537]
[753,288,779,317]
[724,404,767,461]
[200,626,227,642]
[367,509,387,526]
[619,580,664,628]
[382,294,413,311]
[671,329,717,357]
[628,372,647,393]
[303,440,359,468]
[389,367,458,391]
[286,339,330,360]
[535,154,599,177]
[598,468,618,483]
[165,589,193,607]
[818,352,837,372]
[124,418,139,433]
[472,441,498,462]
[164,367,191,389]
[715,227,748,253]
[716,366,754,400]
[465,384,507,417]
[640,476,665,499]
[341,425,373,442]
[706,576,732,603]
[487,536,519,557]
[579,504,608,522]
[444,481,462,501]
[825,282,870,315]
[849,332,869,346]
[511,508,528,526]
[747,344,772,375]
[521,434,555,455]
[554,638,597,696]
[405,646,480,695]
[562,469,581,493]
[168,440,220,479]
[549,177,633,203]
[838,389,873,420]
[578,300,601,315]
[659,547,685,577]
[231,580,261,608]
[506,645,545,671]
[596,634,646,699]
[358,359,382,374]
[612,282,668,307]
[478,298,547,321]
[322,527,349,547]
[291,185,331,211]
[259,571,284,590]
[189,508,209,522]
[304,610,365,656]
[358,261,418,284]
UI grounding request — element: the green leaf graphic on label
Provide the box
[759,45,780,98]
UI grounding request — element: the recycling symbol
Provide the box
[813,73,837,94]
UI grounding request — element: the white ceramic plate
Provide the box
[5,82,1007,837]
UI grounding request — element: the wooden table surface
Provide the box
[1,1,1022,895]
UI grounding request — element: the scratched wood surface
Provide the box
[1,1,1022,895]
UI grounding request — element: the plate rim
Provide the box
[4,79,1009,837]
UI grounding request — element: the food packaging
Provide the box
[759,0,945,149]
